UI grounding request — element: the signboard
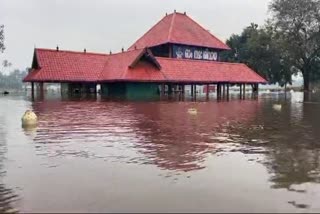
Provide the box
[172,45,218,61]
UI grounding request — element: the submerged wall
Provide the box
[60,83,97,94]
[60,82,160,99]
[101,82,160,99]
[61,83,69,94]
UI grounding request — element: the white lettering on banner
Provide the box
[208,51,218,61]
[185,49,193,59]
[174,45,218,61]
[203,49,209,60]
[194,50,203,59]
[175,47,183,59]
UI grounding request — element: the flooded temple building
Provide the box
[23,11,267,99]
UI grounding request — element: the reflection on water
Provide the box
[30,98,263,172]
[1,92,320,212]
[0,115,18,213]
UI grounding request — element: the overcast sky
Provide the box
[0,0,271,70]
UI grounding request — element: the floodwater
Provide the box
[0,92,320,213]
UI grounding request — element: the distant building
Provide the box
[23,11,267,98]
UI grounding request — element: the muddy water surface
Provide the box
[0,92,320,212]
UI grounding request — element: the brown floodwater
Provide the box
[0,91,320,213]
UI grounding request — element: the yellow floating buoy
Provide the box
[272,104,282,111]
[21,110,38,126]
[188,108,198,115]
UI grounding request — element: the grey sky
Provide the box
[0,0,271,70]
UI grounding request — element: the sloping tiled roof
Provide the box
[157,57,266,83]
[24,48,108,82]
[99,48,166,82]
[128,12,230,51]
[23,48,267,84]
[24,48,167,82]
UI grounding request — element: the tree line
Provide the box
[221,0,320,91]
[1,25,27,90]
[0,69,28,90]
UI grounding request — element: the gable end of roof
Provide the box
[129,48,161,70]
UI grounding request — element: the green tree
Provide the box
[221,23,292,86]
[269,0,320,91]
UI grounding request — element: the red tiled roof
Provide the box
[99,48,166,82]
[156,57,267,83]
[23,48,267,84]
[128,12,230,51]
[24,48,108,82]
[24,48,166,83]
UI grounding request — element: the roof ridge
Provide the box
[128,14,172,50]
[182,14,230,50]
[167,12,176,41]
[36,47,145,57]
[128,12,230,50]
[172,12,185,15]
[107,48,145,56]
[36,48,110,56]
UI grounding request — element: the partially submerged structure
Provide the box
[23,11,267,99]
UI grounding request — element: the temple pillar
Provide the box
[97,84,101,94]
[38,82,43,91]
[253,83,259,99]
[191,84,194,97]
[227,84,230,100]
[175,84,179,94]
[39,82,44,98]
[253,83,259,93]
[216,83,219,99]
[31,82,35,99]
[161,83,165,96]
[179,84,184,101]
[217,83,221,100]
[168,84,173,96]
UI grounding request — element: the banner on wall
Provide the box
[172,45,218,61]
